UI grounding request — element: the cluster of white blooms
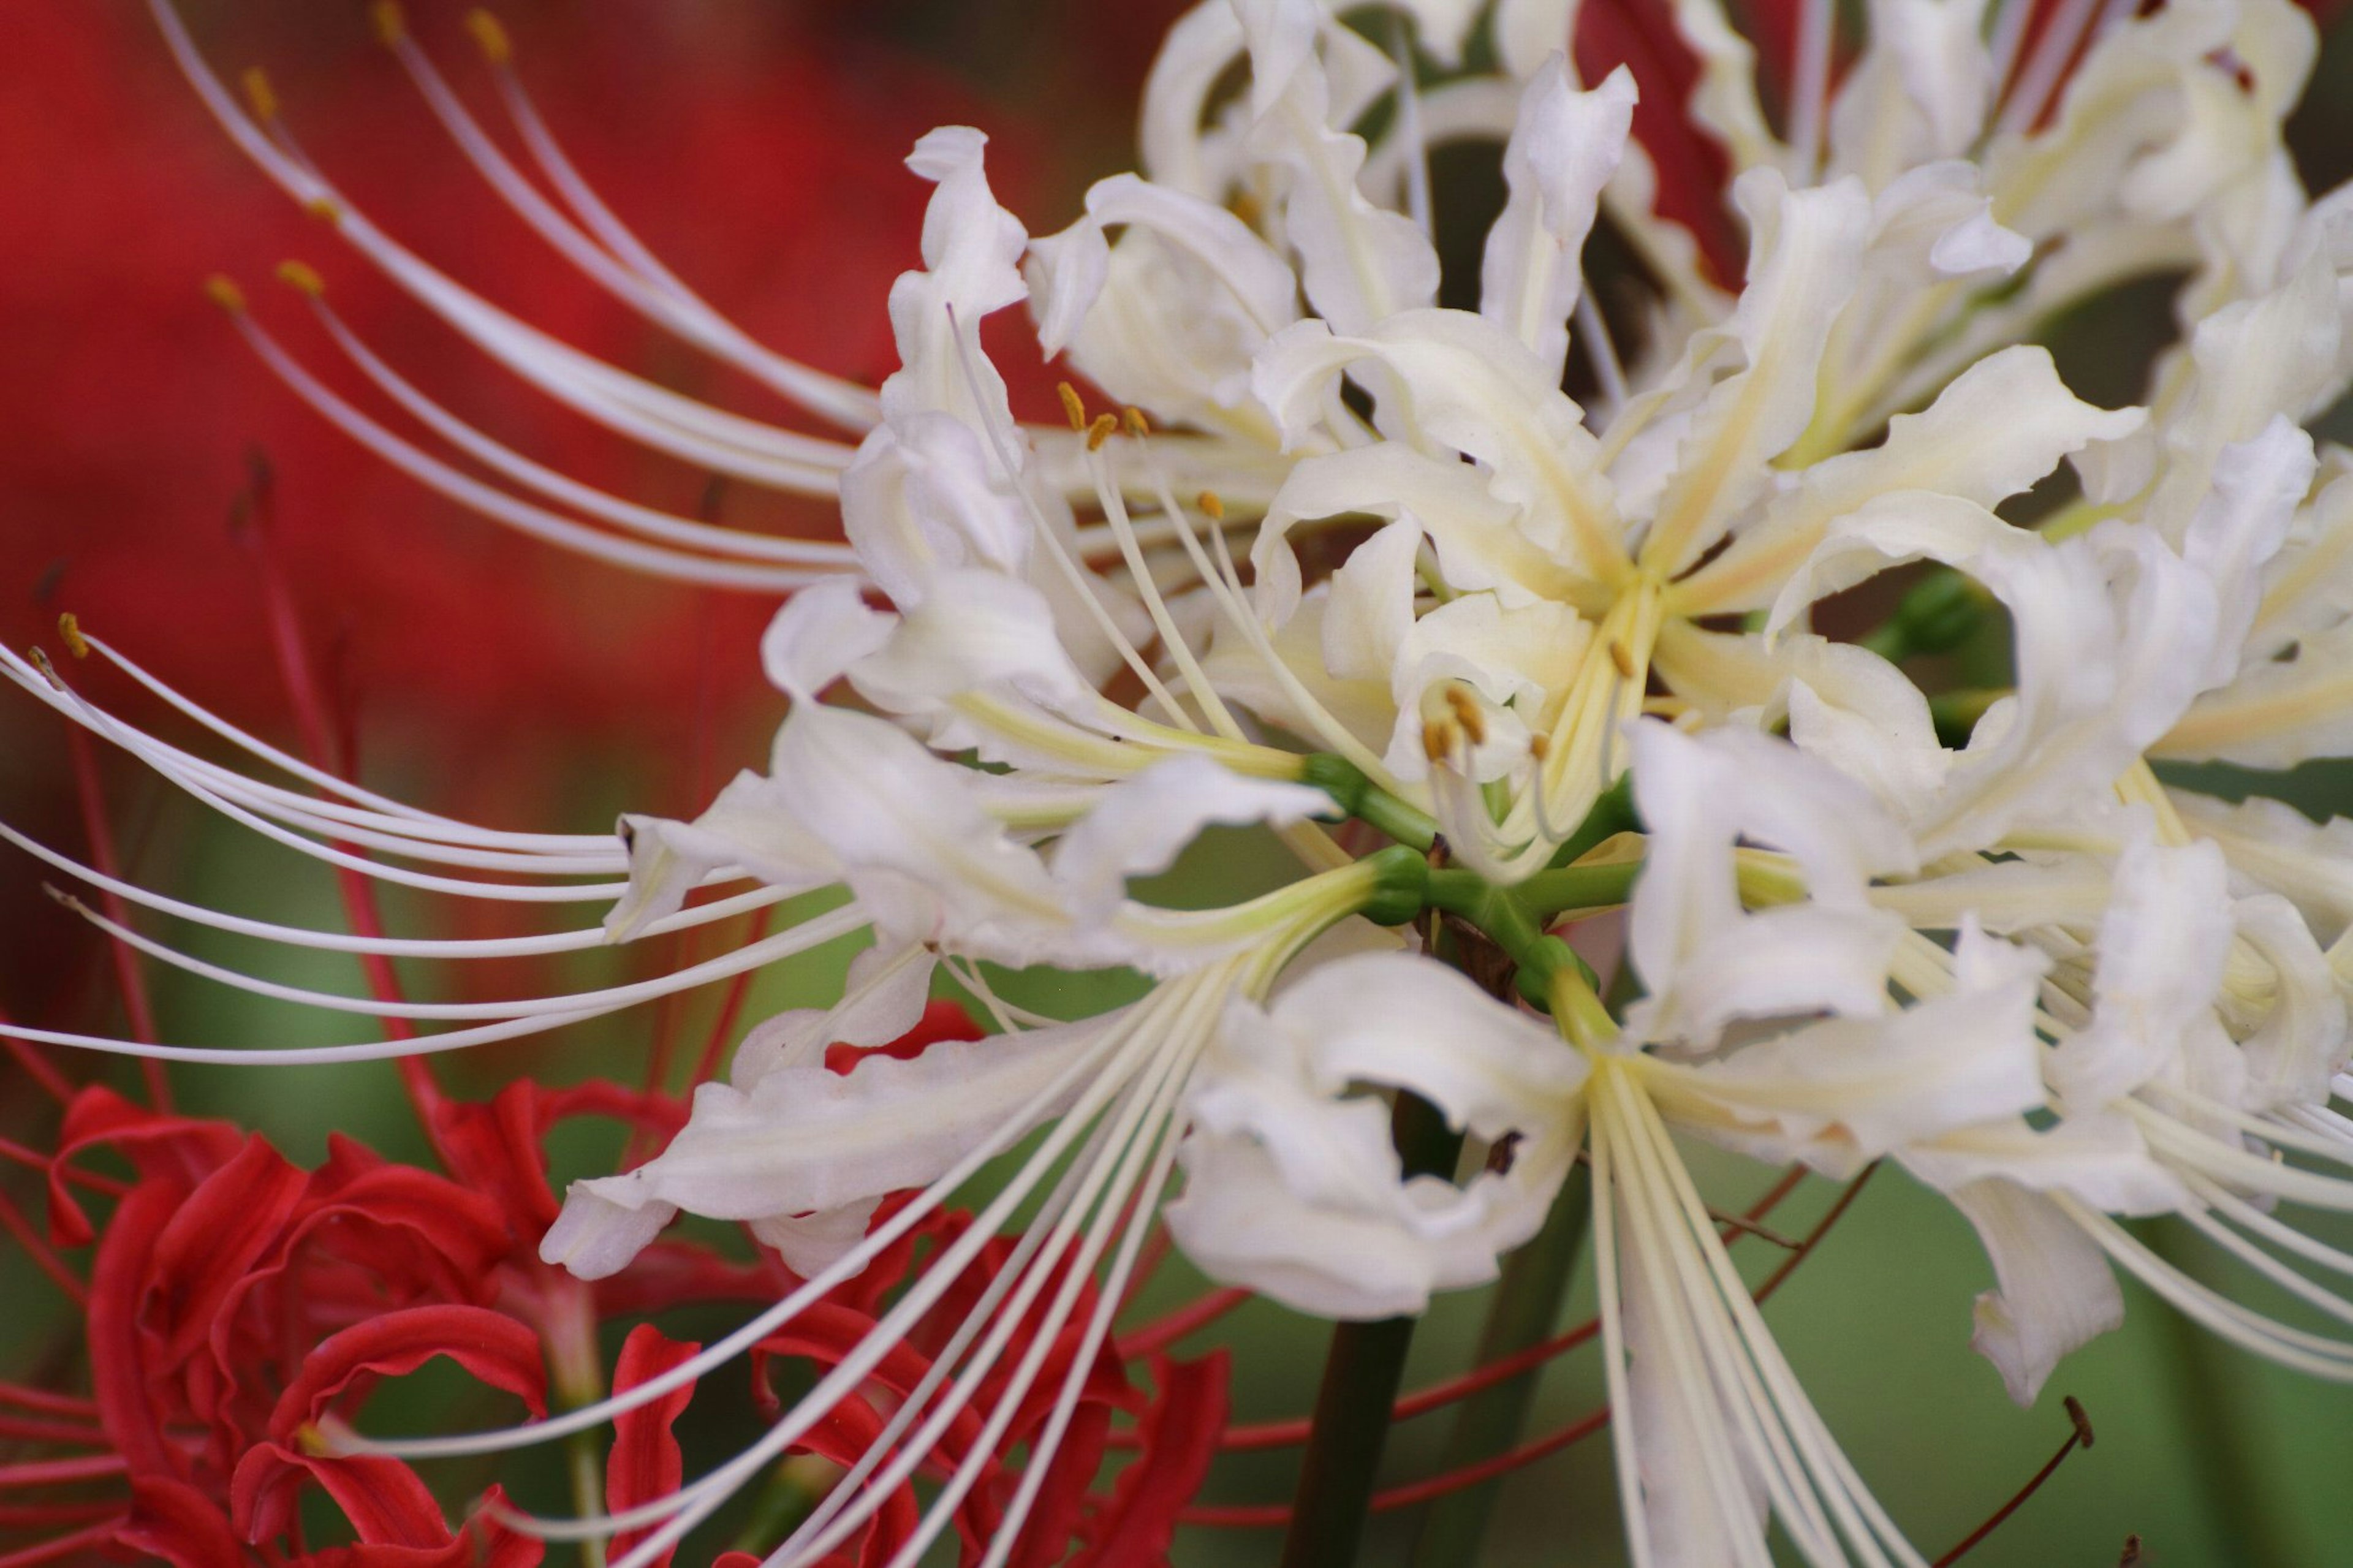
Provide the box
[15,0,2353,1562]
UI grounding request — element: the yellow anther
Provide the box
[56,614,88,661]
[1608,638,1637,680]
[276,260,325,297]
[27,649,61,692]
[1422,718,1457,763]
[464,9,512,65]
[1197,491,1226,521]
[1230,191,1264,229]
[1122,406,1151,437]
[1085,413,1120,451]
[1056,381,1088,434]
[303,195,345,226]
[203,275,248,314]
[1443,685,1487,746]
[294,1422,333,1457]
[369,1,406,45]
[1528,731,1551,762]
[240,67,279,123]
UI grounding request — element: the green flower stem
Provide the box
[1282,1090,1464,1568]
[1409,1162,1594,1566]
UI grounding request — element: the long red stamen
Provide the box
[0,1502,124,1529]
[0,1009,71,1104]
[0,1138,125,1195]
[0,1189,85,1306]
[0,1455,126,1490]
[61,725,169,1110]
[0,1517,130,1568]
[0,1384,98,1419]
[0,1413,106,1447]
[1933,1396,2096,1566]
[233,452,444,1132]
[1113,1286,1251,1360]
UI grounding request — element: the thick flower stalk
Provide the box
[10,0,2353,1563]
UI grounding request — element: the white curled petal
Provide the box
[760,577,897,700]
[1253,311,1621,579]
[605,771,834,940]
[2169,790,2353,945]
[730,943,941,1091]
[752,1199,886,1279]
[847,569,1097,721]
[1170,953,1583,1318]
[2181,416,2317,688]
[2230,893,2349,1110]
[769,706,1067,945]
[1048,755,1333,922]
[1684,346,2142,616]
[1480,61,1635,377]
[1944,1179,2124,1406]
[539,1189,680,1282]
[839,411,1033,605]
[1653,920,2047,1173]
[1321,519,1423,683]
[2049,836,2232,1110]
[1166,1133,1462,1319]
[569,1021,1090,1237]
[1272,953,1589,1130]
[1634,172,1873,576]
[884,128,1030,430]
[1237,7,1437,333]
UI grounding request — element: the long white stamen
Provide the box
[1,816,781,957]
[369,1005,1153,1462]
[383,23,879,433]
[53,893,846,1022]
[510,1009,1176,1555]
[227,312,842,587]
[301,294,858,566]
[80,635,617,854]
[152,2,857,486]
[780,983,1210,1568]
[1085,442,1245,741]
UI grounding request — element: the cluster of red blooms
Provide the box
[3,1001,1227,1567]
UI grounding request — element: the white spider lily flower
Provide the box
[1172,721,2053,1564]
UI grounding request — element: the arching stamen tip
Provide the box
[1056,381,1088,434]
[276,259,327,298]
[1085,412,1120,452]
[40,883,86,915]
[240,66,279,123]
[203,275,248,315]
[2064,1395,2094,1448]
[369,1,407,46]
[302,194,346,227]
[1122,405,1151,437]
[1197,490,1226,521]
[55,613,88,661]
[464,9,512,64]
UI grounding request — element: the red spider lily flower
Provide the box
[2,998,1232,1567]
